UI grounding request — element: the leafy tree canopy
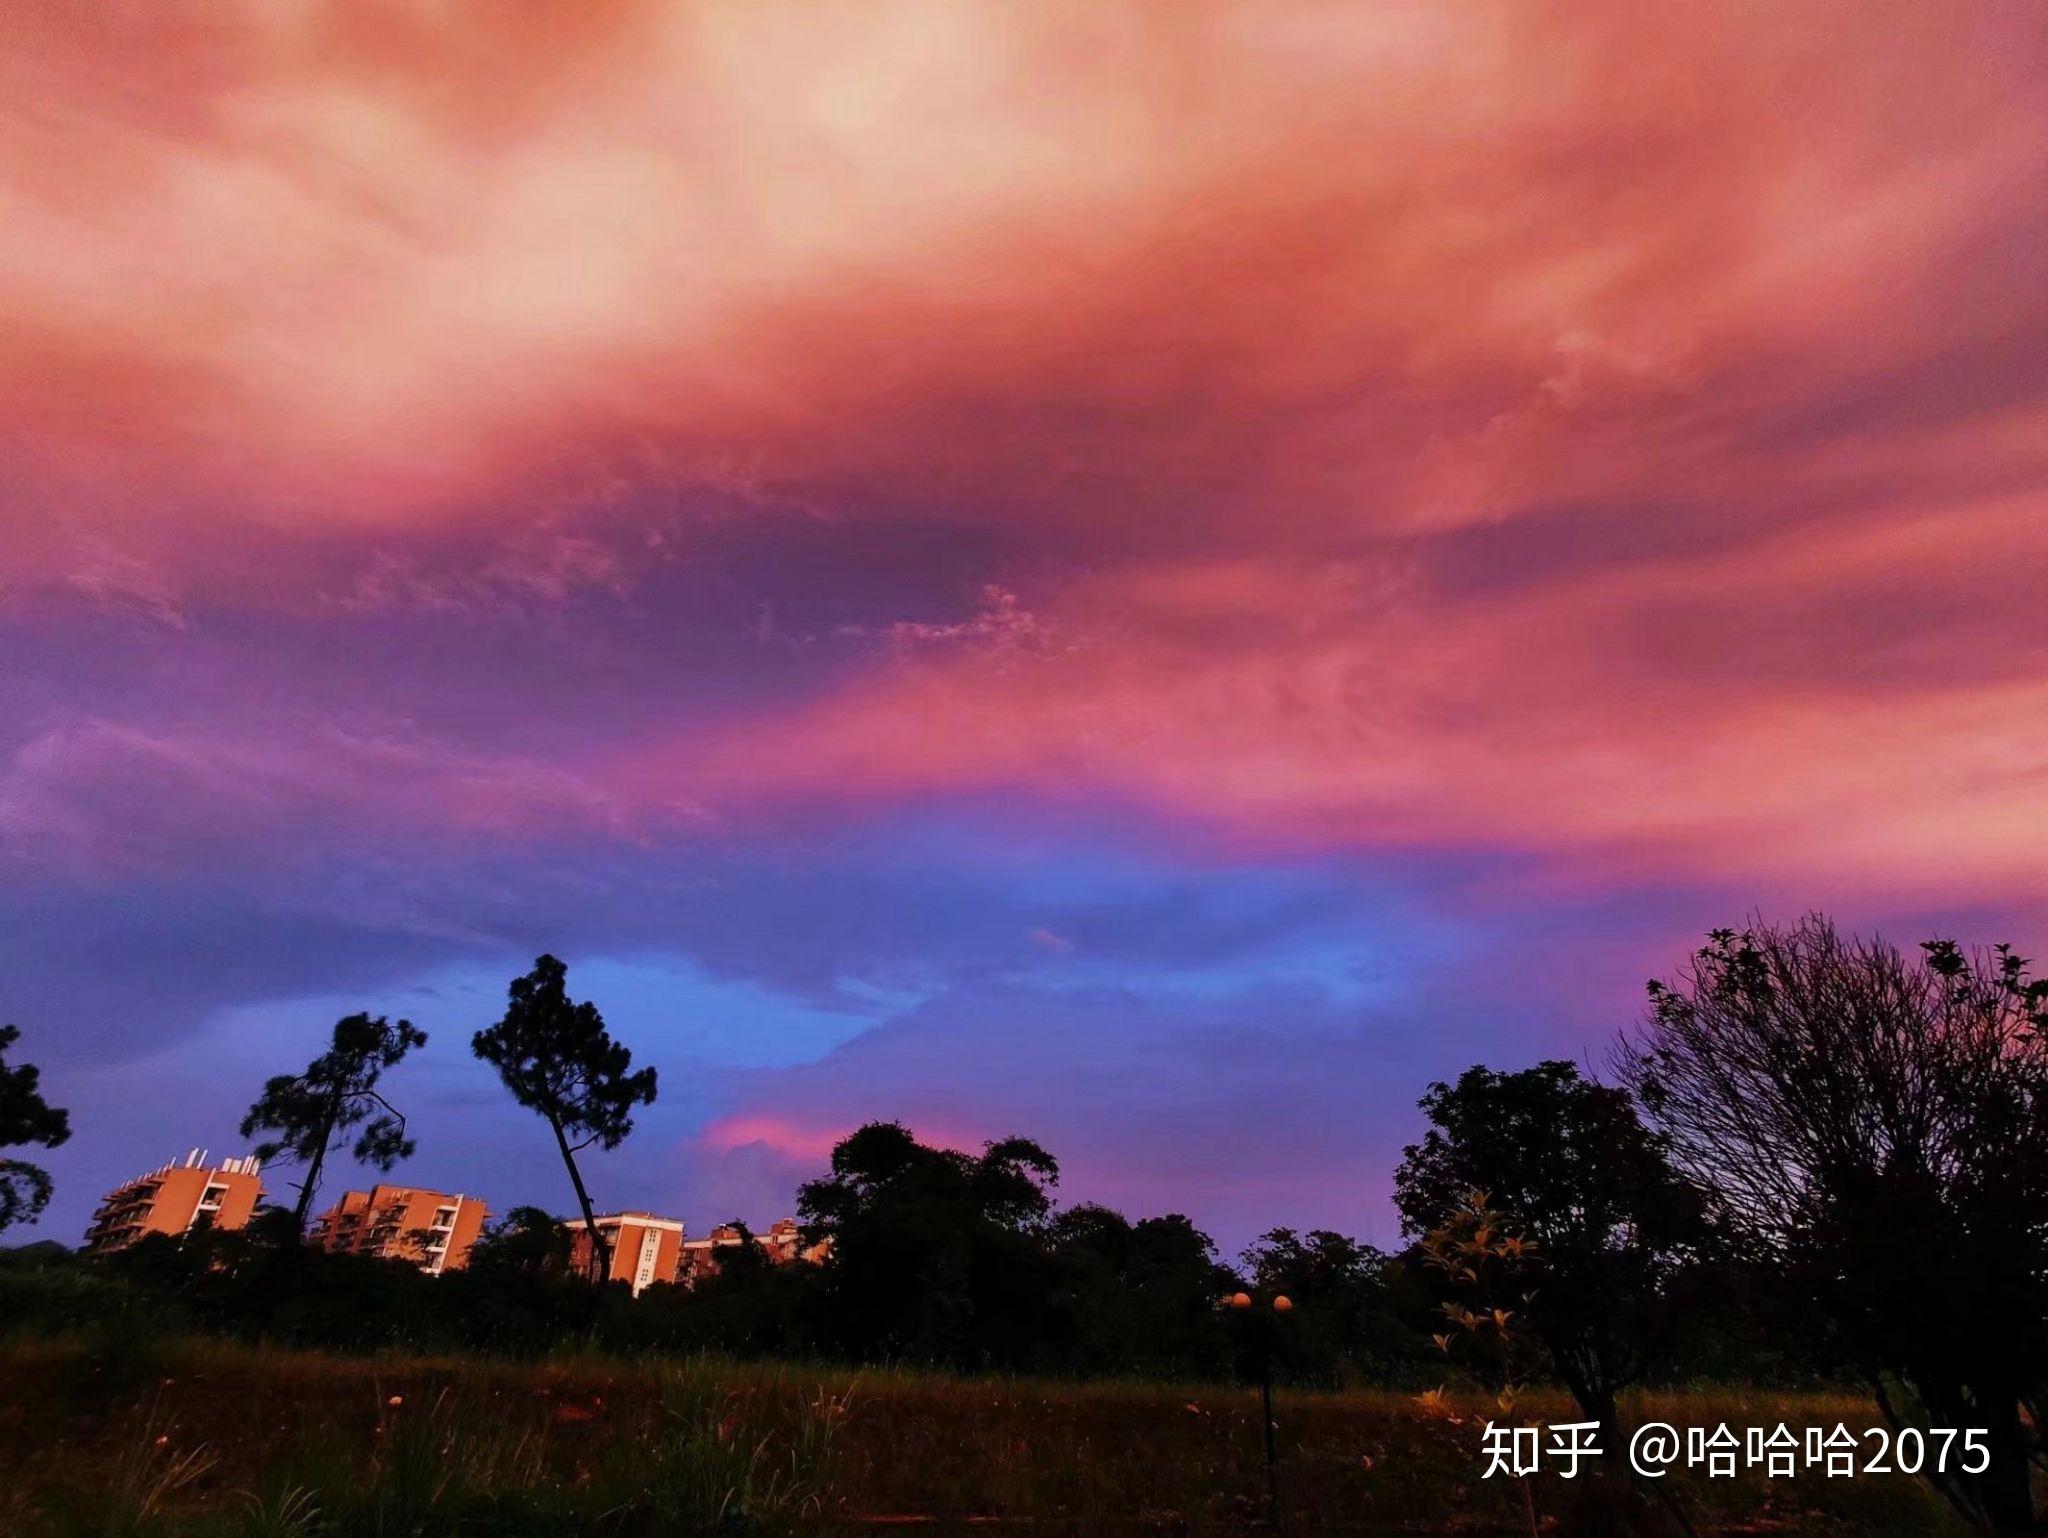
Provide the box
[797,1122,1060,1367]
[0,1024,71,1233]
[469,1205,575,1279]
[241,1012,427,1233]
[1622,918,2048,1536]
[472,955,657,1280]
[472,956,657,1154]
[1394,1059,1708,1424]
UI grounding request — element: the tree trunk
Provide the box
[291,1094,343,1240]
[1555,1355,1616,1437]
[1972,1398,2039,1538]
[550,1115,611,1284]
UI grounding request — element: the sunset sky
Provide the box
[6,1,2046,1251]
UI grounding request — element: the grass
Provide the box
[0,1336,1969,1535]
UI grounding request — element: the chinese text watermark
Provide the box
[1478,1421,1991,1480]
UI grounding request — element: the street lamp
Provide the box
[1226,1291,1293,1530]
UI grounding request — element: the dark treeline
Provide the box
[0,1116,1775,1391]
[3,915,2046,1534]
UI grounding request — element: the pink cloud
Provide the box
[658,490,2048,898]
[3,0,2043,909]
[697,1113,993,1167]
[14,0,2047,1254]
[0,714,683,880]
[3,0,2040,582]
[697,1114,849,1165]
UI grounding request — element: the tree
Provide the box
[1414,1191,1554,1538]
[1242,1227,1431,1385]
[1394,1060,1709,1430]
[0,1024,71,1234]
[683,1218,813,1359]
[1048,1205,1236,1376]
[1411,1192,1547,1407]
[704,1217,773,1285]
[1620,918,2048,1537]
[472,955,657,1284]
[798,1122,1060,1367]
[240,1012,428,1237]
[467,1205,576,1279]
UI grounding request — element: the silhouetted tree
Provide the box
[1048,1205,1235,1375]
[1620,918,2048,1537]
[240,1012,428,1237]
[0,1025,71,1234]
[798,1122,1060,1367]
[705,1218,773,1285]
[1242,1227,1431,1385]
[468,1205,576,1279]
[674,1218,818,1357]
[1394,1060,1709,1430]
[472,956,657,1283]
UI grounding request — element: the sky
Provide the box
[4,0,2046,1256]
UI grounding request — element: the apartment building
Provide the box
[560,1213,832,1291]
[83,1150,264,1254]
[309,1184,486,1274]
[568,1212,686,1295]
[678,1218,831,1284]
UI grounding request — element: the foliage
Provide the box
[468,1204,577,1279]
[8,1121,1412,1383]
[1241,1227,1437,1386]
[0,1023,71,1233]
[1621,917,2048,1536]
[1394,1059,1709,1426]
[797,1122,1062,1369]
[1413,1190,1547,1420]
[472,955,658,1282]
[0,1241,165,1346]
[239,1012,428,1234]
[1049,1204,1238,1379]
[27,1018,1989,1424]
[680,1224,820,1361]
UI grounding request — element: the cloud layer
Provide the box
[5,0,2045,1246]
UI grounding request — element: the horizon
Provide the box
[6,1,2047,1257]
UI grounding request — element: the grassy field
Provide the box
[0,1337,1966,1536]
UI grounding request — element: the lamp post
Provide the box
[1229,1290,1294,1531]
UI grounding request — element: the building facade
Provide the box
[568,1212,686,1294]
[309,1184,486,1274]
[563,1213,832,1291]
[678,1218,831,1284]
[84,1150,265,1254]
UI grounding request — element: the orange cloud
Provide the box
[5,0,2041,576]
[4,0,2043,903]
[662,488,2048,896]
